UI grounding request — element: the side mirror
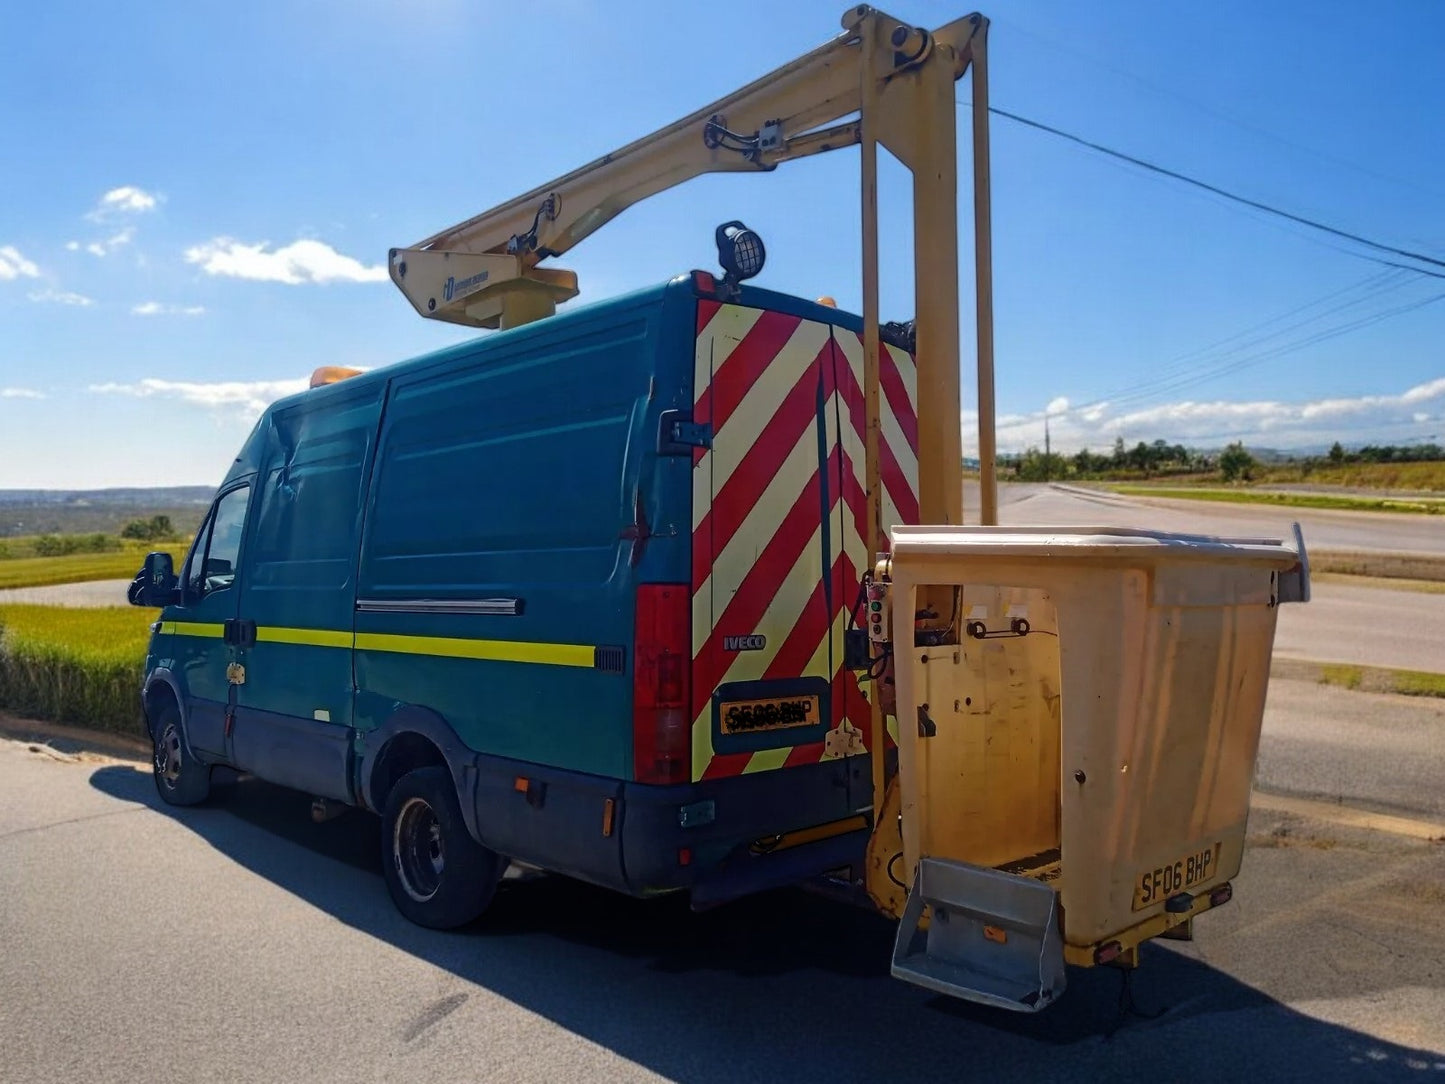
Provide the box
[128,551,180,608]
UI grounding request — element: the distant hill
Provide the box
[0,487,215,538]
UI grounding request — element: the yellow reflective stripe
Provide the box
[163,621,225,638]
[355,632,595,668]
[256,626,355,649]
[741,747,792,774]
[158,621,596,669]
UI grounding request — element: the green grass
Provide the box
[0,605,159,736]
[1108,484,1444,515]
[1312,660,1445,700]
[1394,670,1445,698]
[0,546,186,590]
[1318,663,1363,691]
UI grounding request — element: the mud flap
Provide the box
[891,857,1066,1012]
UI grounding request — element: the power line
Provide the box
[981,104,1445,278]
[988,16,1445,202]
[994,270,1429,430]
[996,285,1445,432]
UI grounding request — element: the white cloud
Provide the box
[65,241,80,252]
[184,237,387,284]
[89,376,310,418]
[85,186,161,221]
[978,375,1445,455]
[27,288,93,306]
[1,387,45,400]
[132,301,206,316]
[0,245,40,280]
[84,226,136,258]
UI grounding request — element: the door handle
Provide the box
[223,619,257,647]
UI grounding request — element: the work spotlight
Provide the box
[715,220,766,285]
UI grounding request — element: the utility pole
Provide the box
[1044,412,1051,481]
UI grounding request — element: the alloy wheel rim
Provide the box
[393,796,444,902]
[157,724,183,787]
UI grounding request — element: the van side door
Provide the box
[228,384,382,802]
[171,483,252,761]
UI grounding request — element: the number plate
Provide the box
[719,694,821,735]
[1132,842,1222,910]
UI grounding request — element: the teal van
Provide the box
[131,270,920,928]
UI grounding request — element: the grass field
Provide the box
[0,604,159,736]
[0,545,187,591]
[1256,460,1445,492]
[1108,485,1444,515]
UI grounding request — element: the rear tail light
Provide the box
[1209,882,1233,908]
[634,584,691,785]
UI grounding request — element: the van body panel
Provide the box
[353,282,693,780]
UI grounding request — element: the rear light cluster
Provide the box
[634,584,691,785]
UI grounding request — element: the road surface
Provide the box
[1256,679,1445,819]
[1274,580,1445,673]
[980,481,1445,556]
[2,679,1443,1083]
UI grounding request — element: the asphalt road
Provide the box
[1274,580,1445,673]
[1256,679,1445,819]
[982,481,1445,556]
[2,679,1444,1083]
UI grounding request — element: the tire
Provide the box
[151,699,211,807]
[381,766,501,930]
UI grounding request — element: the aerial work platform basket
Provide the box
[879,524,1310,1011]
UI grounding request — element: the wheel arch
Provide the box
[141,670,186,742]
[358,706,481,844]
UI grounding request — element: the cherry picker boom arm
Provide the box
[388,4,999,532]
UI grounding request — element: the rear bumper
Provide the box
[617,754,870,896]
[466,749,871,903]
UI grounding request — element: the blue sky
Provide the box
[2,0,1442,489]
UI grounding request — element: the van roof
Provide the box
[225,273,893,480]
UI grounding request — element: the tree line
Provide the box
[1000,437,1260,483]
[999,439,1442,484]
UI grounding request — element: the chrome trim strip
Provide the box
[355,598,522,616]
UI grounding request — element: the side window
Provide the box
[185,487,250,600]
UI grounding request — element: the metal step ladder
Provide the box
[891,856,1067,1012]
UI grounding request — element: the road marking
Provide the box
[1252,790,1445,841]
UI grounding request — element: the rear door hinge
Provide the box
[657,408,712,455]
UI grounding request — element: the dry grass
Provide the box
[1257,460,1445,492]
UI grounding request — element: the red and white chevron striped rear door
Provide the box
[689,300,918,784]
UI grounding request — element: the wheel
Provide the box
[381,766,501,929]
[151,699,211,807]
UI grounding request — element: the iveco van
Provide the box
[131,271,919,927]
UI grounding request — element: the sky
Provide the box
[2,0,1443,489]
